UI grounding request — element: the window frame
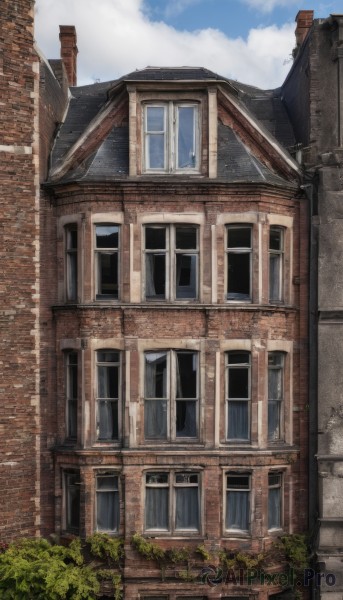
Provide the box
[144,224,199,301]
[95,471,120,534]
[144,349,200,442]
[268,472,283,531]
[63,470,81,535]
[65,224,78,302]
[226,225,253,302]
[269,226,284,303]
[225,351,251,443]
[144,470,201,535]
[94,223,120,300]
[95,350,121,443]
[268,352,285,443]
[143,102,200,174]
[65,351,78,441]
[225,472,251,534]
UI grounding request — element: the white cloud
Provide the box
[241,0,298,13]
[163,0,206,18]
[34,0,296,89]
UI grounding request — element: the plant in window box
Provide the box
[166,546,190,564]
[131,533,166,563]
[195,544,211,562]
[86,533,124,566]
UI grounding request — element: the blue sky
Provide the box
[35,0,343,89]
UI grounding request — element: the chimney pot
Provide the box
[59,25,78,87]
[295,10,314,48]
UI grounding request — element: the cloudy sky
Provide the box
[34,0,342,89]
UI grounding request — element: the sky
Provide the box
[34,0,342,89]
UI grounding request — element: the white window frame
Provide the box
[144,470,201,534]
[144,224,199,301]
[143,102,200,174]
[95,471,120,534]
[225,472,251,534]
[225,351,251,442]
[226,225,252,302]
[95,350,121,442]
[269,226,284,303]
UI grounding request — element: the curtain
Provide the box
[176,254,196,298]
[226,490,249,530]
[268,487,281,529]
[228,401,249,440]
[97,490,119,532]
[98,400,118,440]
[175,487,199,530]
[145,400,167,439]
[145,353,167,398]
[146,487,168,529]
[269,253,281,301]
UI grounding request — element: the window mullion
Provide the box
[170,351,175,440]
[170,225,175,301]
[169,101,174,173]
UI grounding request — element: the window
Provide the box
[65,225,77,301]
[144,350,198,440]
[64,471,80,534]
[269,227,284,302]
[96,473,120,533]
[96,351,120,441]
[225,473,250,532]
[226,226,252,301]
[95,224,119,299]
[226,352,250,441]
[268,353,284,441]
[145,471,200,532]
[268,473,282,530]
[144,225,198,300]
[144,103,199,173]
[66,352,78,440]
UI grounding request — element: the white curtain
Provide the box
[146,488,168,529]
[226,490,249,530]
[175,487,199,530]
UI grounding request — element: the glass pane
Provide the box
[98,252,118,297]
[146,487,168,529]
[147,106,165,132]
[270,228,282,251]
[268,487,281,529]
[146,254,166,298]
[269,253,281,301]
[146,473,168,485]
[175,227,197,249]
[227,474,249,489]
[68,357,78,399]
[268,365,282,400]
[176,400,196,437]
[98,365,119,399]
[227,227,251,248]
[67,253,77,301]
[145,400,167,439]
[67,228,77,250]
[175,473,198,484]
[177,106,196,169]
[97,490,119,531]
[97,351,119,363]
[175,486,199,530]
[145,228,166,250]
[145,353,167,398]
[176,254,197,299]
[227,252,250,300]
[228,352,249,365]
[68,399,77,439]
[176,352,197,398]
[98,400,118,440]
[226,490,249,530]
[97,475,118,491]
[268,400,280,440]
[66,474,80,532]
[147,134,165,169]
[228,401,249,440]
[96,225,119,249]
[228,367,249,399]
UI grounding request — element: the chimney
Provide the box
[59,25,78,86]
[295,10,314,47]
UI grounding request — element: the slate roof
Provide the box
[49,67,297,185]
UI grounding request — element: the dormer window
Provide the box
[144,102,199,173]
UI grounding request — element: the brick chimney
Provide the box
[295,10,314,47]
[59,25,78,86]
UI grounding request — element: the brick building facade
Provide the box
[4,2,340,599]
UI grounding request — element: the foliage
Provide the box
[166,547,190,564]
[131,533,166,563]
[195,544,211,561]
[86,533,124,564]
[278,534,309,573]
[0,538,100,599]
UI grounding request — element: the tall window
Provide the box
[64,471,80,534]
[269,227,284,302]
[268,352,284,441]
[144,103,199,173]
[65,225,77,301]
[226,351,251,441]
[145,225,198,300]
[226,226,252,301]
[268,472,282,530]
[66,352,78,440]
[96,473,120,533]
[144,350,198,440]
[95,224,119,299]
[96,351,120,441]
[145,471,200,532]
[225,473,250,532]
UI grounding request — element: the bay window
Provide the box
[144,103,199,173]
[225,473,250,532]
[226,351,251,441]
[145,471,200,533]
[144,350,199,441]
[95,224,119,299]
[96,350,120,441]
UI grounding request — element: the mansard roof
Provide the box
[48,66,298,186]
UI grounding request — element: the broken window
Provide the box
[66,351,78,440]
[269,227,284,302]
[65,225,78,302]
[144,103,199,173]
[96,473,120,533]
[96,350,120,441]
[95,224,119,299]
[145,471,200,532]
[268,472,282,530]
[226,351,250,441]
[268,352,284,441]
[144,350,198,440]
[226,226,252,301]
[225,473,250,532]
[145,225,198,300]
[64,471,80,534]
